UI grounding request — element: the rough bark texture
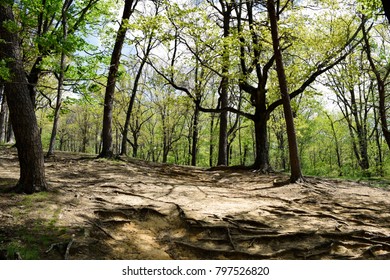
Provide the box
[0,2,48,193]
[253,111,270,172]
[267,0,303,182]
[100,0,137,158]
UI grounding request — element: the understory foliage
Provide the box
[1,0,390,180]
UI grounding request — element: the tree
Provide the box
[46,0,71,157]
[267,0,303,182]
[326,53,373,173]
[100,0,139,158]
[208,0,234,166]
[362,17,390,151]
[0,1,48,193]
[120,2,161,156]
[18,0,101,106]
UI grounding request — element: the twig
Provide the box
[64,235,75,260]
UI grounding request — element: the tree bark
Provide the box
[100,0,138,158]
[267,0,303,182]
[253,111,271,172]
[0,2,48,193]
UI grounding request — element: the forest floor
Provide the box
[0,146,390,260]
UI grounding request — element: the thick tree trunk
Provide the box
[100,0,137,158]
[253,112,271,172]
[267,0,303,183]
[0,2,47,193]
[6,117,14,143]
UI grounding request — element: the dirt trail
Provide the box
[0,148,389,259]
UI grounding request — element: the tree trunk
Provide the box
[121,57,148,156]
[27,56,43,106]
[6,117,14,143]
[325,113,343,176]
[276,130,287,171]
[100,0,137,158]
[217,1,233,166]
[132,129,139,158]
[209,112,216,167]
[0,85,6,142]
[47,1,70,157]
[362,21,390,151]
[191,102,200,166]
[267,0,303,183]
[253,112,271,172]
[372,91,383,176]
[0,2,47,193]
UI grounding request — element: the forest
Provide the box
[0,0,390,260]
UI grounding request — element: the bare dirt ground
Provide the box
[0,146,390,260]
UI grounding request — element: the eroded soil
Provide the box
[0,147,390,260]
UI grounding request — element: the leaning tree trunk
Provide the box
[0,2,48,193]
[100,0,138,158]
[267,0,303,183]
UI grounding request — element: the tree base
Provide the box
[290,175,305,184]
[97,150,114,159]
[251,163,274,174]
[8,181,48,194]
